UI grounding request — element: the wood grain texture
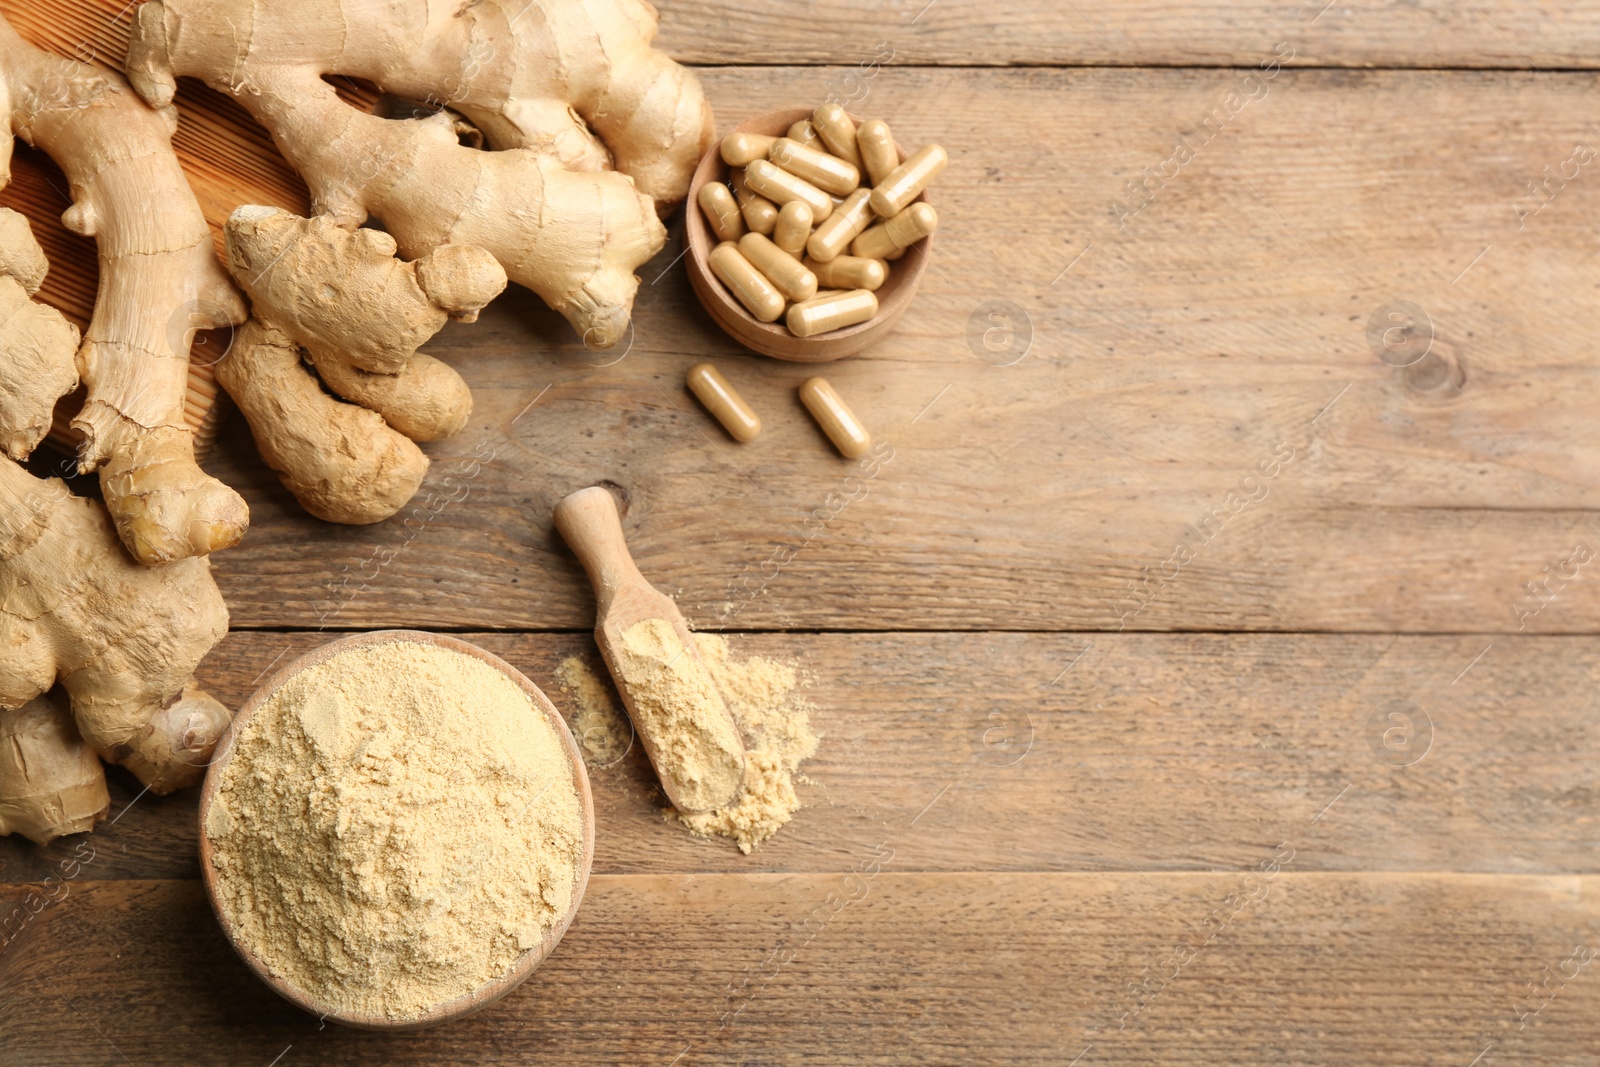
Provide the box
[12,0,1600,72]
[650,1,1600,69]
[180,65,1600,633]
[1,631,1591,884]
[0,8,1591,1065]
[2,873,1596,1065]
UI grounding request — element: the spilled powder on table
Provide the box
[556,655,632,765]
[611,618,746,812]
[205,641,585,1022]
[559,636,820,853]
[674,633,819,854]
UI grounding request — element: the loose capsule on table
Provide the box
[773,201,813,258]
[811,103,863,170]
[786,288,879,339]
[687,362,761,443]
[804,253,887,292]
[856,119,899,187]
[870,143,948,217]
[806,188,875,263]
[739,232,818,303]
[768,137,860,197]
[852,202,938,260]
[731,168,778,235]
[743,159,835,222]
[721,132,776,167]
[788,119,823,149]
[697,182,745,243]
[798,376,873,459]
[709,241,785,322]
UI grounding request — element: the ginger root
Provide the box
[0,207,79,461]
[128,0,713,349]
[0,454,231,830]
[0,13,249,564]
[0,691,110,845]
[0,47,232,843]
[216,207,506,524]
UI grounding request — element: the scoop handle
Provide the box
[553,486,644,612]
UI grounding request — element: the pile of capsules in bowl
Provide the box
[698,103,947,338]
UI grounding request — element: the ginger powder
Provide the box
[559,634,819,853]
[612,617,745,811]
[205,640,586,1021]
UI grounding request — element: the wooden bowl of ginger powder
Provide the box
[197,630,594,1030]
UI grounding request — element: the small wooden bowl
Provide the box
[684,106,932,362]
[197,630,596,1031]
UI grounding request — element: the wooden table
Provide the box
[4,3,1600,1064]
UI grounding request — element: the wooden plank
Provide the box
[653,1,1600,69]
[3,631,1592,883]
[181,66,1600,633]
[16,0,1600,70]
[1,872,1595,1064]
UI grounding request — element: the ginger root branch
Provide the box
[0,691,110,845]
[217,208,505,524]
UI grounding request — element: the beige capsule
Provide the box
[870,143,948,217]
[687,362,761,442]
[856,118,899,187]
[786,288,878,339]
[805,187,875,263]
[773,201,814,258]
[744,159,834,222]
[697,181,745,243]
[739,231,818,303]
[798,375,872,458]
[709,241,785,322]
[788,119,823,149]
[804,253,887,292]
[811,103,863,171]
[768,137,861,197]
[852,202,938,260]
[721,131,777,167]
[730,167,778,235]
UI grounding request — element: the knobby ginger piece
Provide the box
[0,14,248,564]
[0,692,110,844]
[128,0,714,349]
[0,455,230,836]
[216,208,505,524]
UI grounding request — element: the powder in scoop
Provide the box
[612,618,744,811]
[556,655,632,765]
[675,634,819,854]
[205,641,585,1021]
[561,635,819,852]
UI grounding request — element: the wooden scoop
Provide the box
[553,486,746,813]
